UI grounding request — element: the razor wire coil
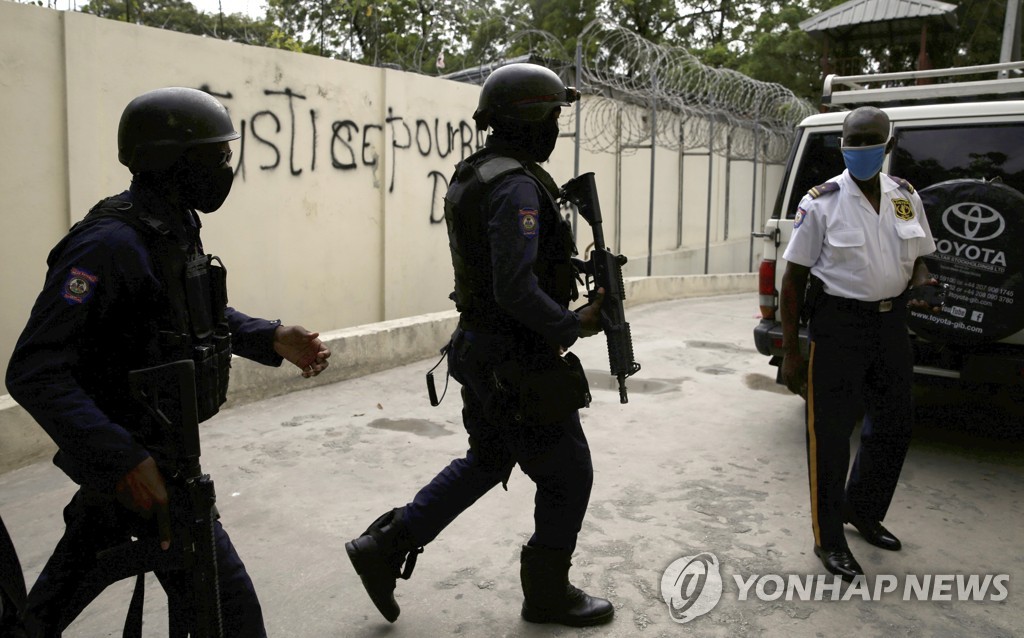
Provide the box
[437,18,813,163]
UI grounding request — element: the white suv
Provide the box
[754,62,1024,398]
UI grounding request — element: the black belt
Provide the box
[826,291,907,314]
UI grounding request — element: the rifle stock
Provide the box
[130,360,224,638]
[561,172,641,403]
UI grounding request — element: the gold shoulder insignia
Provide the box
[807,181,840,199]
[890,176,915,194]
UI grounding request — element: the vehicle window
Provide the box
[890,124,1024,194]
[785,131,844,218]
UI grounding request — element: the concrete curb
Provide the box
[0,273,755,475]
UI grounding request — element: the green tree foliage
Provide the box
[736,4,825,100]
[604,0,693,44]
[24,0,1017,101]
[927,0,1015,67]
[505,0,599,55]
[77,0,283,46]
[264,0,507,72]
[653,0,1016,101]
[727,0,846,100]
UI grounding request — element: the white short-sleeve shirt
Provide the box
[783,170,937,301]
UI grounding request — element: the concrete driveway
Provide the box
[1,293,1021,636]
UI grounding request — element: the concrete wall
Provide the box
[2,3,482,387]
[0,1,779,472]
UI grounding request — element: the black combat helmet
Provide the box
[118,87,239,174]
[473,63,580,130]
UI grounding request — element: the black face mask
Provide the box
[529,119,560,163]
[493,117,560,163]
[176,162,235,213]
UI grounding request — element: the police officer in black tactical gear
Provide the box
[5,87,330,637]
[345,63,613,628]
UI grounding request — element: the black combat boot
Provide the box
[519,545,614,626]
[345,507,423,623]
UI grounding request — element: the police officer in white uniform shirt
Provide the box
[779,106,943,581]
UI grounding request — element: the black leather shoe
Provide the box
[813,545,864,582]
[845,517,902,551]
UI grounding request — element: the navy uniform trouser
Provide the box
[1,514,27,628]
[403,328,594,553]
[806,296,914,550]
[23,488,266,638]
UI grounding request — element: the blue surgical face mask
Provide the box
[841,141,887,181]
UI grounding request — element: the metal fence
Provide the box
[444,20,815,274]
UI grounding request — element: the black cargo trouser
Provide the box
[403,328,594,553]
[23,487,266,637]
[805,295,914,550]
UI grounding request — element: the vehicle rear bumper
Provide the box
[753,319,808,360]
[756,320,1024,387]
[911,338,1024,387]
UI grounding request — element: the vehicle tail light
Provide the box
[759,259,777,320]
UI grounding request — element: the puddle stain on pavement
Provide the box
[367,418,451,439]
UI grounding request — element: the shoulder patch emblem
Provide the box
[892,198,914,221]
[62,267,99,305]
[794,207,809,229]
[518,208,539,238]
[807,182,839,199]
[890,176,915,194]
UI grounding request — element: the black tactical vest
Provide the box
[444,149,578,333]
[70,194,232,424]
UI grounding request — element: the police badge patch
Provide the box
[62,267,99,305]
[892,198,914,221]
[518,208,539,238]
[793,207,808,229]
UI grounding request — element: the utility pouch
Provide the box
[212,325,232,408]
[192,339,229,423]
[491,352,591,426]
[185,254,215,340]
[188,254,230,422]
[208,256,228,323]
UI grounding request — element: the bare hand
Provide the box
[577,288,606,338]
[115,456,172,551]
[907,278,943,314]
[781,352,808,399]
[274,325,331,378]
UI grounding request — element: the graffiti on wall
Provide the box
[201,84,486,224]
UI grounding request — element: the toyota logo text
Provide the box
[941,202,1006,242]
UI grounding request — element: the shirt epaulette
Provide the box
[807,181,840,199]
[889,176,915,194]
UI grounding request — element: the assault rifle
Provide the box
[127,359,224,638]
[28,361,224,637]
[560,172,641,403]
[57,361,223,636]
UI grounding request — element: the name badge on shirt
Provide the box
[893,198,914,221]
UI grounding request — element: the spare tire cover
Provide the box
[908,179,1024,345]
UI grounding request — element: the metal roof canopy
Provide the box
[799,0,958,42]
